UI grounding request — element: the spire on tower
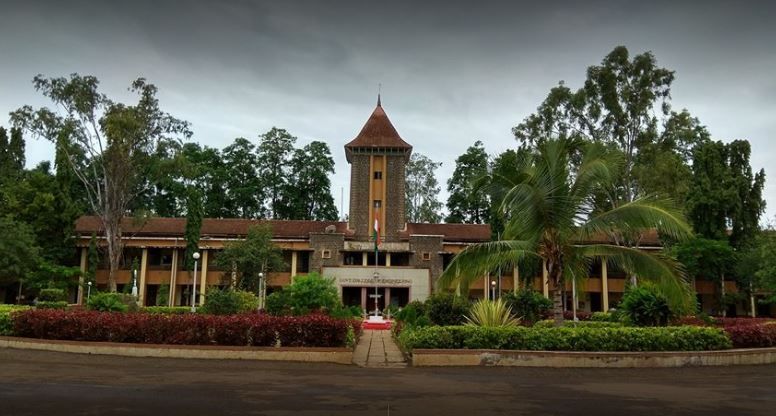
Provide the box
[377,83,382,107]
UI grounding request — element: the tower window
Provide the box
[374,171,383,179]
[373,200,382,208]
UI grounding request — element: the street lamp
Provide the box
[87,281,92,302]
[258,272,265,310]
[491,280,497,300]
[131,269,138,298]
[191,252,200,313]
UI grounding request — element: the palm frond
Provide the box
[575,244,694,314]
[577,196,693,243]
[438,240,539,293]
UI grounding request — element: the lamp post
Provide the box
[572,277,578,322]
[131,269,138,298]
[191,252,200,313]
[87,281,92,302]
[258,272,264,310]
[491,280,496,300]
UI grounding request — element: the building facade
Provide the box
[71,100,774,317]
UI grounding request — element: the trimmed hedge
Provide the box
[724,324,776,348]
[35,301,68,310]
[11,309,359,348]
[142,306,191,315]
[397,325,733,352]
[0,305,29,336]
[534,320,624,329]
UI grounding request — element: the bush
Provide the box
[265,290,291,316]
[465,299,519,327]
[330,305,363,319]
[0,305,29,336]
[272,273,340,315]
[201,289,258,315]
[502,289,552,324]
[563,310,592,321]
[35,301,68,310]
[10,309,357,347]
[397,325,732,352]
[87,292,128,312]
[620,285,672,326]
[534,320,624,329]
[724,324,776,348]
[394,300,427,326]
[425,293,470,326]
[142,306,191,314]
[38,288,66,302]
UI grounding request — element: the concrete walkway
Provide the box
[352,329,406,368]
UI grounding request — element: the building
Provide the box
[72,99,773,317]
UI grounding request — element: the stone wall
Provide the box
[309,233,345,273]
[385,155,407,242]
[409,235,444,290]
[348,154,371,240]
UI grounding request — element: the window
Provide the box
[321,249,331,259]
[422,252,432,261]
[374,171,383,179]
[373,200,382,208]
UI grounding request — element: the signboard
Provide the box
[338,277,413,286]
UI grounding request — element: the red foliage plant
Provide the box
[11,309,359,348]
[724,323,776,348]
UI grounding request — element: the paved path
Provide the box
[353,329,406,367]
[2,348,776,415]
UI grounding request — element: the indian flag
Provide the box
[373,217,380,252]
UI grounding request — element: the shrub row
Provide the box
[724,324,776,348]
[0,305,29,336]
[11,309,359,348]
[534,320,624,329]
[397,325,732,352]
[141,306,191,315]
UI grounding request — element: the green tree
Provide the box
[183,187,203,271]
[11,74,192,291]
[0,126,25,182]
[256,127,296,219]
[446,140,490,224]
[405,153,442,223]
[674,237,736,315]
[215,224,284,293]
[687,140,766,249]
[0,217,41,291]
[222,138,262,218]
[281,141,338,220]
[439,139,693,324]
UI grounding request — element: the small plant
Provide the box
[425,293,470,326]
[156,284,170,306]
[38,288,66,302]
[464,299,520,328]
[201,288,258,315]
[87,292,128,312]
[36,301,68,310]
[502,289,552,324]
[620,284,673,327]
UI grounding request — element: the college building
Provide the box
[70,99,773,317]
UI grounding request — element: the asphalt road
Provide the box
[1,348,775,416]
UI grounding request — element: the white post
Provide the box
[191,252,200,312]
[572,276,578,321]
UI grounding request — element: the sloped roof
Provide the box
[344,101,412,158]
[404,222,492,243]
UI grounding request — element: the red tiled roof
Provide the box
[74,217,492,243]
[74,216,351,240]
[344,103,412,153]
[404,223,492,243]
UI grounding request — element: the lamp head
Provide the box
[192,252,200,260]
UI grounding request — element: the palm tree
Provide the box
[439,139,694,324]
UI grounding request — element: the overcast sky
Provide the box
[1,0,774,222]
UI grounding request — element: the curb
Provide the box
[0,336,353,364]
[411,347,776,367]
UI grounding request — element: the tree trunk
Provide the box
[103,215,122,293]
[553,288,564,326]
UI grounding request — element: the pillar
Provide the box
[385,287,391,309]
[513,266,519,294]
[168,249,178,306]
[386,252,392,267]
[483,275,489,300]
[362,252,368,266]
[77,247,87,305]
[199,249,208,306]
[542,260,549,298]
[601,258,609,312]
[138,248,148,306]
[291,251,298,280]
[361,287,367,311]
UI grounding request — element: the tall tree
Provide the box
[440,139,693,323]
[256,127,295,219]
[405,153,443,223]
[513,46,703,207]
[281,141,338,220]
[11,74,192,291]
[0,127,25,182]
[0,217,41,292]
[215,224,284,293]
[222,138,262,218]
[183,187,203,271]
[687,140,766,249]
[446,140,490,224]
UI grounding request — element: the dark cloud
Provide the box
[1,0,775,220]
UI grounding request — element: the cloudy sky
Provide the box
[1,0,774,222]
